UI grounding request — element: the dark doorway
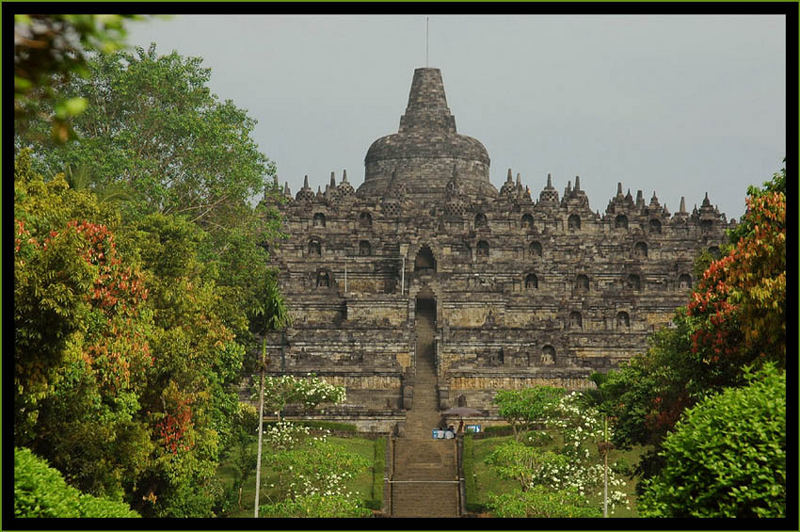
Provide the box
[414,245,436,272]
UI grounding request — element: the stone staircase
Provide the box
[389,309,460,517]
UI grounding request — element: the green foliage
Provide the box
[485,440,565,491]
[14,152,248,516]
[17,43,285,357]
[727,166,785,245]
[370,436,386,507]
[482,424,513,435]
[493,386,564,441]
[267,439,370,499]
[252,419,372,517]
[294,421,358,432]
[483,391,631,516]
[688,180,786,377]
[259,493,372,518]
[14,35,288,517]
[218,403,259,514]
[14,152,155,497]
[601,309,700,453]
[15,447,139,518]
[14,14,146,141]
[487,485,602,518]
[639,365,785,518]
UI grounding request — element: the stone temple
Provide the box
[266,68,731,431]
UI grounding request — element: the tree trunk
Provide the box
[603,415,608,518]
[253,337,267,517]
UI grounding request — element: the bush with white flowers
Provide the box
[486,388,630,517]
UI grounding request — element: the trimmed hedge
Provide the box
[15,447,139,518]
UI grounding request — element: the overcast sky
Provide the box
[126,14,786,220]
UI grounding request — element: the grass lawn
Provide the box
[463,430,648,517]
[218,434,385,517]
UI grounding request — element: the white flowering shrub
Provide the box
[261,420,314,450]
[262,426,369,506]
[252,374,346,416]
[485,389,630,516]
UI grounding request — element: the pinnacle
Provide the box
[398,68,456,134]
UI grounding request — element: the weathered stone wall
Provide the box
[265,67,732,421]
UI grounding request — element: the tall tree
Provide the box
[17,42,285,352]
[14,153,251,516]
[14,14,144,142]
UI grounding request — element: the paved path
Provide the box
[389,308,460,517]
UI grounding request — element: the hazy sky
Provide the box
[126,14,786,220]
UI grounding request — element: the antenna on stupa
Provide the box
[426,17,429,67]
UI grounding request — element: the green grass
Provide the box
[218,434,385,517]
[463,429,648,517]
[463,435,519,513]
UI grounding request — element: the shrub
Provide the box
[487,485,601,518]
[483,425,514,436]
[296,420,358,432]
[639,365,785,518]
[259,493,371,518]
[14,447,139,518]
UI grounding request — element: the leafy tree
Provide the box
[493,387,564,441]
[485,440,566,491]
[256,374,347,419]
[14,14,145,141]
[687,187,786,382]
[14,152,248,516]
[126,212,245,517]
[14,152,154,497]
[599,310,699,466]
[18,42,276,230]
[15,447,140,518]
[639,365,786,518]
[17,42,284,354]
[726,166,786,244]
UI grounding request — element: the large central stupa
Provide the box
[358,68,496,200]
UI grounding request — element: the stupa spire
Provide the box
[398,68,456,134]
